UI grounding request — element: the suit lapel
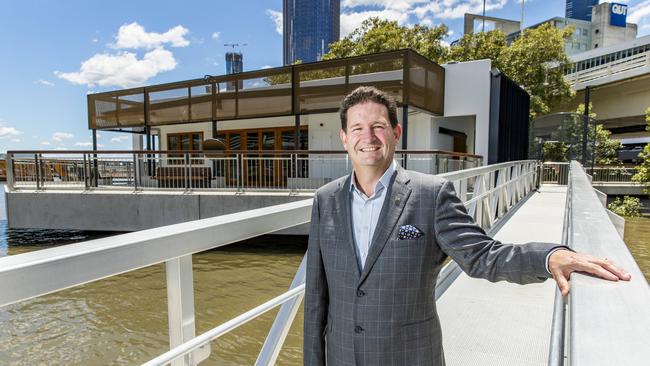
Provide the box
[359,167,412,284]
[333,175,361,277]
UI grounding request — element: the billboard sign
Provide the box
[610,3,628,27]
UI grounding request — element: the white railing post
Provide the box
[256,256,307,366]
[165,255,210,366]
[6,153,15,190]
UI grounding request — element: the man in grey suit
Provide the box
[303,86,630,366]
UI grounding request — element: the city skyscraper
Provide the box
[225,52,243,74]
[283,0,340,65]
[225,52,243,90]
[566,0,599,21]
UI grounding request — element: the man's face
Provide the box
[340,101,402,172]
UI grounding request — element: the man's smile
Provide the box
[359,146,381,152]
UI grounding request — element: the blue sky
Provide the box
[1,0,649,152]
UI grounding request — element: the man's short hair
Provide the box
[339,86,399,130]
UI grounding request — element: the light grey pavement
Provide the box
[437,185,567,366]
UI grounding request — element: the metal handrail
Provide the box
[5,150,483,192]
[547,161,650,366]
[142,284,306,366]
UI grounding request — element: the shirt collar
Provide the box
[349,160,398,194]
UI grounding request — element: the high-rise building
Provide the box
[505,3,637,56]
[225,52,243,90]
[283,0,340,65]
[566,0,599,21]
[225,52,243,74]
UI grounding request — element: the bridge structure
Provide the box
[553,35,650,140]
[1,159,649,365]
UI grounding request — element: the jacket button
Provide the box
[357,289,366,297]
[354,325,364,334]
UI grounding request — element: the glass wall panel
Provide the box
[238,74,292,117]
[298,66,346,113]
[349,57,403,103]
[408,55,444,115]
[190,84,213,121]
[216,82,236,119]
[117,93,145,126]
[149,87,190,125]
[280,130,294,150]
[93,95,118,128]
[408,58,427,109]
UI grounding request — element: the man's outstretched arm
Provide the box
[304,194,328,366]
[434,179,630,290]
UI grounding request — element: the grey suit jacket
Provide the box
[304,167,557,366]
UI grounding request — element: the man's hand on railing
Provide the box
[548,250,631,296]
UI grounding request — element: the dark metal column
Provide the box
[92,129,98,187]
[582,86,590,165]
[294,114,302,177]
[402,105,409,169]
[145,125,152,176]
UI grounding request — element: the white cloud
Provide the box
[55,48,177,88]
[0,123,21,139]
[36,79,55,86]
[341,8,408,36]
[96,133,102,139]
[110,136,130,143]
[339,0,510,37]
[628,0,650,24]
[75,142,105,147]
[52,132,73,141]
[211,32,221,41]
[113,22,190,49]
[11,138,20,142]
[41,141,51,145]
[92,38,99,43]
[266,9,283,35]
[54,147,69,151]
[260,64,274,69]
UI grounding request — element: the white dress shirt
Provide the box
[349,160,397,269]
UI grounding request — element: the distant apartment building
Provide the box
[504,2,637,56]
[283,0,340,64]
[566,0,599,22]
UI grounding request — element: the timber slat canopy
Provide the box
[88,49,445,130]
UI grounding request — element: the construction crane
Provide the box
[224,43,247,52]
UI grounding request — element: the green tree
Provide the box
[608,196,642,217]
[574,103,623,166]
[541,141,569,162]
[324,18,449,63]
[632,107,650,194]
[446,29,507,69]
[498,23,575,117]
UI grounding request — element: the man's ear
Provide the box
[394,124,403,141]
[339,129,348,149]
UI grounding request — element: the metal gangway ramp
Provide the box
[437,185,566,365]
[1,160,648,365]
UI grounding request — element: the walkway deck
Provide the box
[437,185,567,366]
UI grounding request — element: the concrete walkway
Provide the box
[437,185,567,366]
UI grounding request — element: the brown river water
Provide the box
[1,183,648,365]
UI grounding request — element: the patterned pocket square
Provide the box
[397,225,424,240]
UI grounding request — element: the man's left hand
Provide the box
[548,249,631,296]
